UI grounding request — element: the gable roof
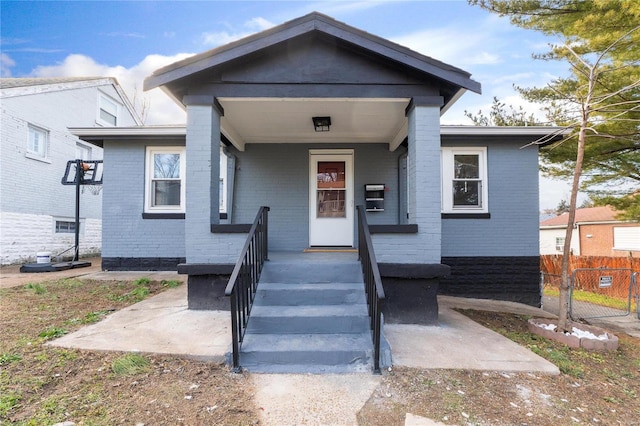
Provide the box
[1,77,143,125]
[0,76,108,89]
[540,206,621,227]
[144,12,481,108]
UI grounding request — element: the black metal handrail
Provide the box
[356,205,385,373]
[224,206,270,371]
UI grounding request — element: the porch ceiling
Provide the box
[218,97,410,151]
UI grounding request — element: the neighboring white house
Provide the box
[0,77,141,265]
[540,206,640,256]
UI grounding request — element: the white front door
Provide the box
[309,150,354,246]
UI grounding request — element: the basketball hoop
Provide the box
[81,184,103,195]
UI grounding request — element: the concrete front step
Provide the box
[235,256,389,373]
[259,261,363,284]
[238,332,374,373]
[255,282,366,305]
[247,304,371,334]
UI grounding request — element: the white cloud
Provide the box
[200,16,275,47]
[103,32,146,39]
[392,27,502,67]
[30,53,191,125]
[1,53,16,77]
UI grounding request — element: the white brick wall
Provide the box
[0,212,101,264]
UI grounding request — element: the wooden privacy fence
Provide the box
[541,255,640,299]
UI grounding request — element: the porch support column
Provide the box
[184,95,222,263]
[405,96,443,264]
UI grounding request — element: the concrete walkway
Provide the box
[49,282,559,374]
[41,272,562,425]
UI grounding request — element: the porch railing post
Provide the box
[356,205,385,374]
[225,206,270,372]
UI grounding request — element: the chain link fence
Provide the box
[541,269,638,320]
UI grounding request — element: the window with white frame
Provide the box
[555,236,565,252]
[219,147,228,214]
[97,93,119,126]
[441,147,488,213]
[76,142,91,161]
[145,147,186,213]
[27,124,49,159]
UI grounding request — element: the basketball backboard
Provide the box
[61,160,104,185]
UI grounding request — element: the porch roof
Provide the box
[142,13,483,152]
[144,12,481,100]
[70,125,566,148]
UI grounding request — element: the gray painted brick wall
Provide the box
[441,139,540,257]
[102,140,185,258]
[377,105,441,264]
[231,143,406,252]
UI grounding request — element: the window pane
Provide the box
[317,190,345,218]
[454,155,479,179]
[55,221,76,233]
[28,126,46,157]
[154,154,180,178]
[317,162,345,188]
[153,181,181,206]
[453,180,480,206]
[99,109,117,125]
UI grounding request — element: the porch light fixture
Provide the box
[312,116,331,132]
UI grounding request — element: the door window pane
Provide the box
[317,190,345,218]
[317,162,345,188]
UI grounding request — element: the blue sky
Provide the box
[1,0,575,209]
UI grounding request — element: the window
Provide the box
[219,148,228,214]
[76,143,91,161]
[555,237,565,252]
[441,147,488,213]
[613,227,640,251]
[145,147,186,213]
[27,124,49,159]
[98,93,119,126]
[55,221,76,234]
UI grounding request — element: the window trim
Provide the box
[26,124,49,161]
[97,92,120,126]
[441,147,489,214]
[145,146,186,214]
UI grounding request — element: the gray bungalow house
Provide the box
[72,13,559,324]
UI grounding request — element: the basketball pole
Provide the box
[74,159,81,262]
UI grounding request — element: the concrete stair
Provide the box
[236,256,388,373]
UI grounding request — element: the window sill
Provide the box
[211,224,252,233]
[442,213,491,219]
[142,213,185,219]
[369,224,418,234]
[25,152,51,163]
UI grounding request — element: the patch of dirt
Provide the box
[0,278,258,425]
[358,310,640,425]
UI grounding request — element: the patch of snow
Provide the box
[534,322,610,340]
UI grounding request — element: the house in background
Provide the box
[540,206,640,257]
[72,12,562,309]
[0,77,141,265]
